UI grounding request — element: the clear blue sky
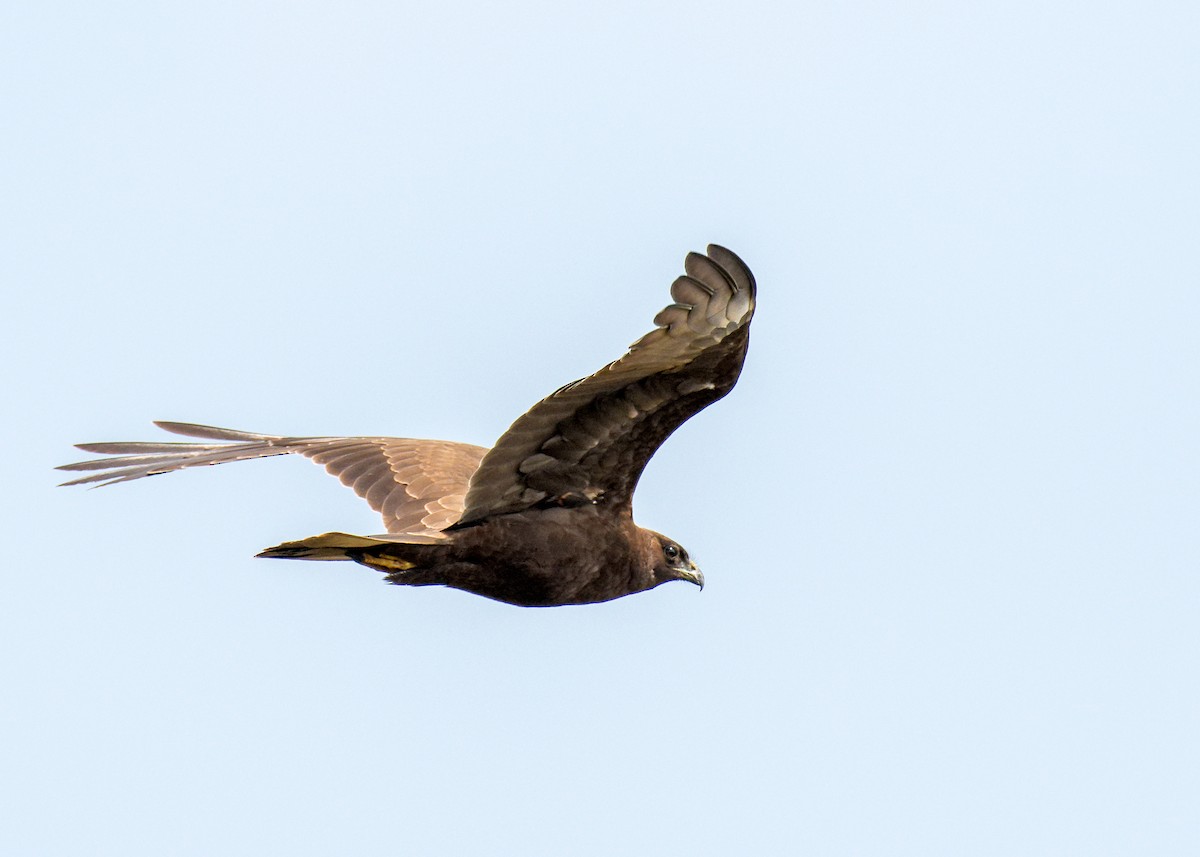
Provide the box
[5,2,1198,854]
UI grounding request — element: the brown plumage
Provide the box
[58,245,756,606]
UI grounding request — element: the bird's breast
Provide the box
[444,507,646,605]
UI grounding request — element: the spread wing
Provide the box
[57,422,487,536]
[456,244,755,526]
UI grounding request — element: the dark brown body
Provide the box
[355,507,666,606]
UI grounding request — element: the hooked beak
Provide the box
[681,561,704,591]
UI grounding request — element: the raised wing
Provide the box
[57,422,487,535]
[455,244,755,525]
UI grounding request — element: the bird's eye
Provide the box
[663,543,680,562]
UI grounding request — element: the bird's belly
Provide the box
[443,510,640,606]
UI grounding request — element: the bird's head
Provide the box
[644,529,704,591]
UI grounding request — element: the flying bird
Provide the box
[59,245,756,606]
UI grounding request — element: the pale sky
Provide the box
[5,1,1199,855]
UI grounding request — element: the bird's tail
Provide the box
[256,531,446,563]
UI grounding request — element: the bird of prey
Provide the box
[59,245,756,606]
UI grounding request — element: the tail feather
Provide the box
[256,531,446,561]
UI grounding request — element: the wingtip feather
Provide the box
[153,421,276,441]
[705,245,756,294]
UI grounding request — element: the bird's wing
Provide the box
[57,422,487,535]
[456,244,755,525]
